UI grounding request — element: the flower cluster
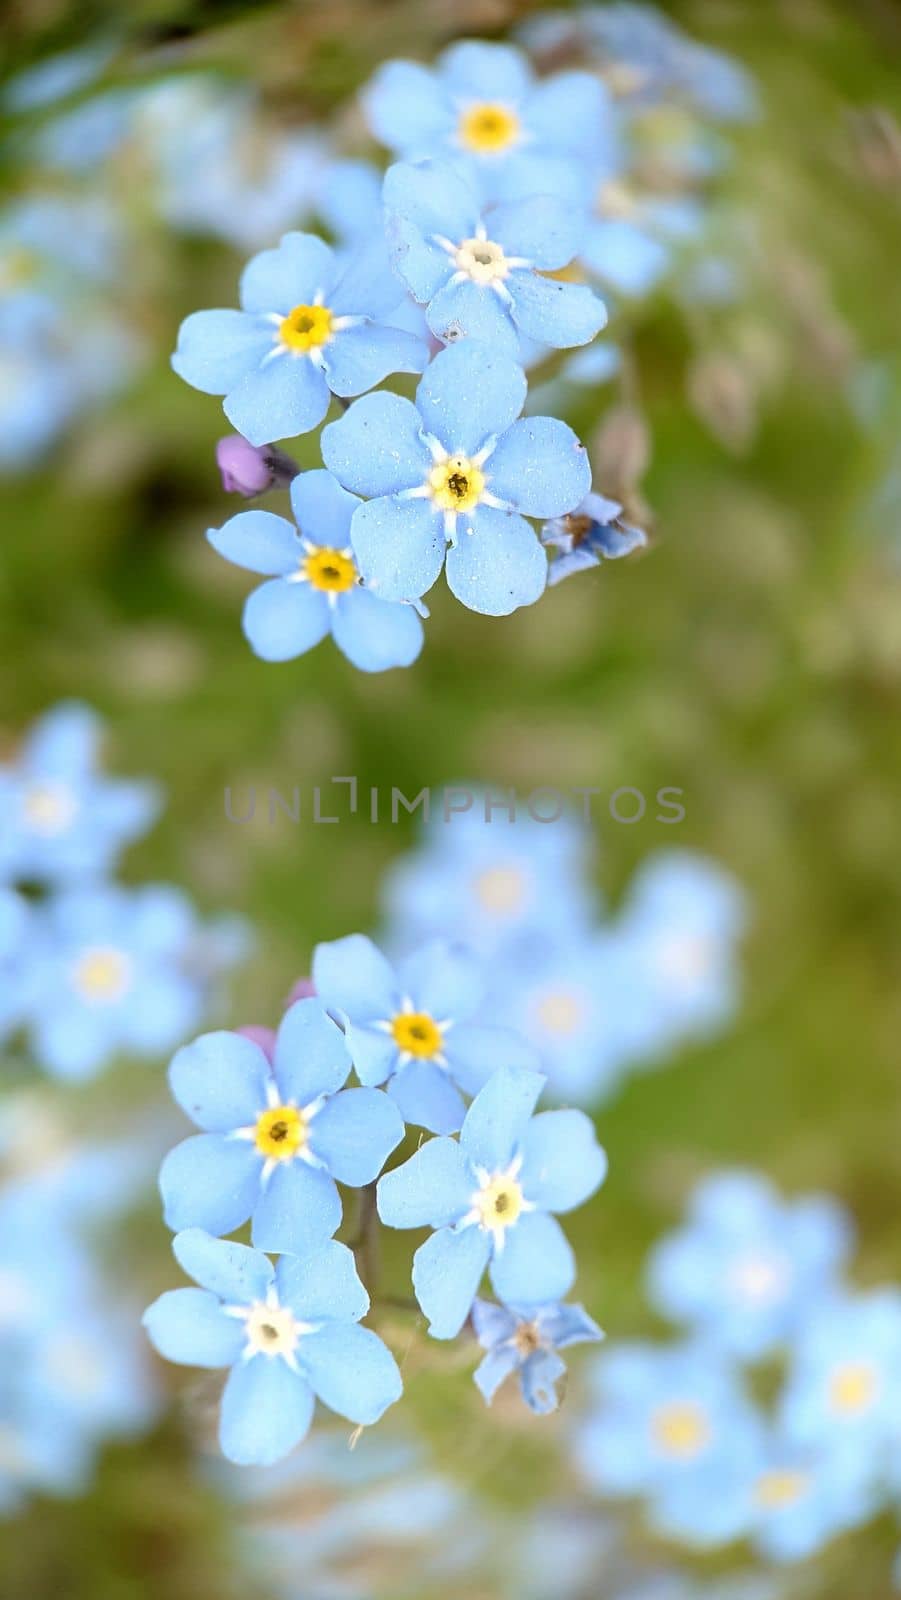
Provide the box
[0,704,248,1079]
[145,978,607,1461]
[576,1169,901,1565]
[380,794,747,1106]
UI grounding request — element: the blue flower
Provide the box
[646,1171,854,1362]
[321,340,591,613]
[0,889,41,1044]
[779,1288,901,1471]
[542,492,646,584]
[739,1434,876,1564]
[311,933,539,1133]
[383,160,607,354]
[575,1341,763,1547]
[363,40,615,204]
[377,1064,606,1338]
[159,998,404,1252]
[143,1229,402,1465]
[208,469,424,673]
[172,231,428,447]
[0,703,159,886]
[472,1297,602,1414]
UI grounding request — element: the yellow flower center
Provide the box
[428,456,485,514]
[459,102,521,154]
[828,1361,879,1416]
[651,1401,711,1459]
[279,302,334,353]
[476,1175,524,1232]
[72,947,132,1003]
[472,865,526,916]
[244,1302,300,1359]
[754,1469,808,1510]
[391,1011,443,1059]
[254,1104,306,1161]
[303,546,357,593]
[534,989,585,1037]
[513,1319,544,1356]
[22,781,76,835]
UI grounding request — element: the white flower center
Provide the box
[22,781,77,836]
[454,236,511,286]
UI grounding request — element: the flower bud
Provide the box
[215,435,299,497]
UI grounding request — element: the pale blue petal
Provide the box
[350,495,446,603]
[239,232,336,314]
[207,509,301,576]
[311,934,398,1022]
[173,1228,274,1303]
[398,940,481,1019]
[143,1287,244,1368]
[521,1349,567,1413]
[219,1357,314,1465]
[510,273,606,349]
[486,416,591,518]
[489,1213,575,1303]
[489,196,584,271]
[331,589,424,673]
[541,1303,603,1348]
[524,72,611,154]
[224,354,330,448]
[386,210,455,303]
[440,41,532,104]
[329,235,410,320]
[344,1023,397,1087]
[444,506,547,616]
[474,1343,519,1403]
[323,322,427,398]
[519,1109,607,1213]
[581,219,669,296]
[276,1240,368,1322]
[388,1060,466,1134]
[159,1134,261,1235]
[250,1161,342,1252]
[321,391,432,496]
[446,1024,541,1098]
[460,1064,545,1172]
[168,1032,271,1132]
[308,1087,404,1184]
[299,1323,402,1423]
[384,158,479,248]
[273,998,352,1103]
[426,277,517,353]
[471,1298,517,1347]
[289,468,359,546]
[24,702,98,775]
[416,341,526,455]
[364,61,454,155]
[242,579,330,662]
[172,309,272,396]
[377,1137,472,1229]
[413,1225,491,1339]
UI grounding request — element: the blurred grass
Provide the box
[2,0,901,1596]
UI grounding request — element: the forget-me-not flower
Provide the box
[159,998,404,1253]
[364,40,614,205]
[471,1297,602,1414]
[383,159,606,354]
[322,340,591,613]
[172,231,428,447]
[542,492,647,584]
[377,1064,606,1338]
[739,1433,875,1564]
[312,932,539,1133]
[646,1170,854,1361]
[208,468,424,673]
[143,1229,402,1465]
[0,702,159,886]
[778,1288,901,1471]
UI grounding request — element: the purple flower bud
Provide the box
[236,1024,277,1062]
[216,435,299,497]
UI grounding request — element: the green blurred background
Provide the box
[2,0,901,1595]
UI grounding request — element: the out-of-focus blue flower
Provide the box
[380,794,598,960]
[0,703,159,886]
[647,1171,854,1361]
[159,998,404,1252]
[576,1342,763,1546]
[0,889,41,1044]
[542,491,647,584]
[738,1434,876,1564]
[779,1288,901,1470]
[143,1228,402,1465]
[363,39,616,204]
[580,182,703,298]
[172,231,427,447]
[28,883,212,1080]
[383,160,606,353]
[378,1064,606,1338]
[312,932,539,1132]
[312,157,384,244]
[322,340,590,613]
[472,1297,602,1413]
[207,468,424,673]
